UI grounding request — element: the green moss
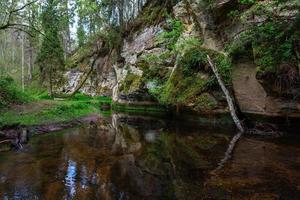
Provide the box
[160,62,208,105]
[195,93,217,111]
[119,72,142,94]
[177,77,207,104]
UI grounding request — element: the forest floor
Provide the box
[0,96,111,129]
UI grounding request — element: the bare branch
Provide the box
[10,0,39,15]
[1,23,44,36]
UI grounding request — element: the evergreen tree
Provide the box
[77,16,85,47]
[37,0,64,97]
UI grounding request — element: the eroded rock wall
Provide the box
[62,0,300,117]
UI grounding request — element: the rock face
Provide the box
[62,0,300,117]
[233,62,300,117]
[60,61,116,97]
[111,0,229,113]
[113,25,164,104]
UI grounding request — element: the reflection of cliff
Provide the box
[0,114,234,199]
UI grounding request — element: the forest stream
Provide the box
[0,112,299,200]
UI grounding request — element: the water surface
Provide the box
[0,113,299,200]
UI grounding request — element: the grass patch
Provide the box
[0,96,112,128]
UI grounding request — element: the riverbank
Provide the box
[1,96,299,152]
[0,96,111,128]
[0,96,111,149]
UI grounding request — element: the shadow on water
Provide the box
[0,112,299,199]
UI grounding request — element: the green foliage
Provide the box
[225,32,250,59]
[157,19,184,50]
[142,65,170,84]
[37,0,65,95]
[147,80,163,97]
[130,2,169,32]
[177,38,205,76]
[238,0,256,4]
[160,72,207,105]
[252,22,295,72]
[72,93,93,101]
[153,35,232,107]
[97,28,122,50]
[77,19,85,47]
[227,10,240,19]
[215,54,232,84]
[0,77,31,108]
[227,20,298,73]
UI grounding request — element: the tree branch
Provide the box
[0,0,39,30]
[10,0,39,15]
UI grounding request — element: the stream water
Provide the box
[0,113,299,200]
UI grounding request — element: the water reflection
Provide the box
[144,130,158,143]
[0,113,299,199]
[65,160,77,199]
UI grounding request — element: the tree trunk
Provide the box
[28,47,33,81]
[21,33,25,92]
[118,0,125,29]
[49,65,53,98]
[207,55,244,133]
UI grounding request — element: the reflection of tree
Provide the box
[212,131,242,173]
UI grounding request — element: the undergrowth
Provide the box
[0,77,31,109]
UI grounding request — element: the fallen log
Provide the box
[207,55,244,133]
[207,55,245,172]
[71,49,114,96]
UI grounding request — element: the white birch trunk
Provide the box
[207,55,244,133]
